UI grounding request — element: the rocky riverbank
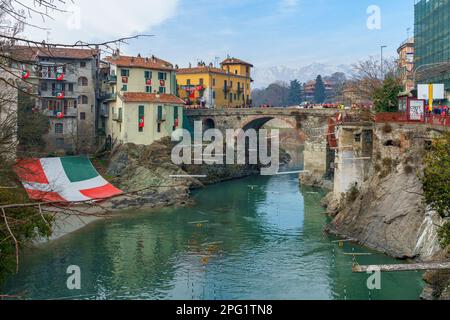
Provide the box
[318,123,449,299]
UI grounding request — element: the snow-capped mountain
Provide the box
[252,63,353,88]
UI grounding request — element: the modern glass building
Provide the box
[414,0,450,94]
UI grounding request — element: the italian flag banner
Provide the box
[14,156,123,203]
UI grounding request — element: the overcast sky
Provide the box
[21,0,415,68]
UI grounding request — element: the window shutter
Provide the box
[174,106,178,120]
[157,106,163,121]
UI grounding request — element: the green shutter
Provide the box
[139,105,144,117]
[174,106,178,120]
[157,106,163,121]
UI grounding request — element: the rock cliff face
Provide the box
[106,138,198,210]
[325,124,443,260]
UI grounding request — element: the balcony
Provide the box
[100,106,109,117]
[107,75,117,83]
[45,108,78,117]
[103,93,117,101]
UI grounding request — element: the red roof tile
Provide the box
[9,46,98,61]
[220,57,253,67]
[176,66,227,75]
[105,55,173,70]
[120,92,185,105]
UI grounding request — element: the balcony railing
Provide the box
[45,108,78,117]
[107,75,117,83]
[102,93,117,101]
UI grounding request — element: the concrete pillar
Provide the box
[303,141,328,176]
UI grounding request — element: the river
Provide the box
[1,173,424,300]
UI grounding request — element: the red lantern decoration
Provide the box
[56,111,64,119]
[21,70,30,79]
[56,73,65,81]
[122,77,128,83]
[57,91,65,99]
[160,80,165,87]
[146,79,152,85]
[139,116,144,128]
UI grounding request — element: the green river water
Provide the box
[1,173,424,300]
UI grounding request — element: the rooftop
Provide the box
[176,66,227,75]
[105,54,174,70]
[220,57,253,67]
[9,46,98,61]
[120,92,185,105]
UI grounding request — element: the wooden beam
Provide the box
[352,262,450,273]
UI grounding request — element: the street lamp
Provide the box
[380,45,387,79]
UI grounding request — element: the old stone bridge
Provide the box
[184,107,365,176]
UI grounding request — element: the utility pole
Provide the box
[380,45,387,79]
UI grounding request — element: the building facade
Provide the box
[414,0,450,100]
[176,57,253,108]
[397,38,415,93]
[0,69,18,160]
[102,53,183,146]
[10,46,99,153]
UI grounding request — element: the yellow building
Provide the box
[102,53,184,146]
[176,57,253,108]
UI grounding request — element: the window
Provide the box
[121,69,130,77]
[229,93,233,102]
[158,72,167,80]
[234,70,238,74]
[159,86,166,94]
[199,78,204,85]
[187,79,191,85]
[138,105,144,132]
[78,95,88,104]
[55,123,63,134]
[68,83,74,92]
[74,100,77,108]
[157,105,163,123]
[174,106,179,120]
[212,90,216,99]
[122,85,128,91]
[234,93,237,100]
[80,112,86,120]
[230,81,233,88]
[80,61,86,68]
[146,86,152,93]
[41,82,47,91]
[78,77,88,86]
[144,70,152,79]
[212,78,216,86]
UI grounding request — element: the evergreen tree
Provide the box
[314,75,326,103]
[287,79,302,106]
[372,77,403,112]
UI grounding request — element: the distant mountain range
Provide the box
[252,63,354,89]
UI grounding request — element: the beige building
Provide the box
[10,46,99,153]
[102,52,184,146]
[397,38,415,93]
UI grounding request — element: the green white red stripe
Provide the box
[14,156,122,202]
